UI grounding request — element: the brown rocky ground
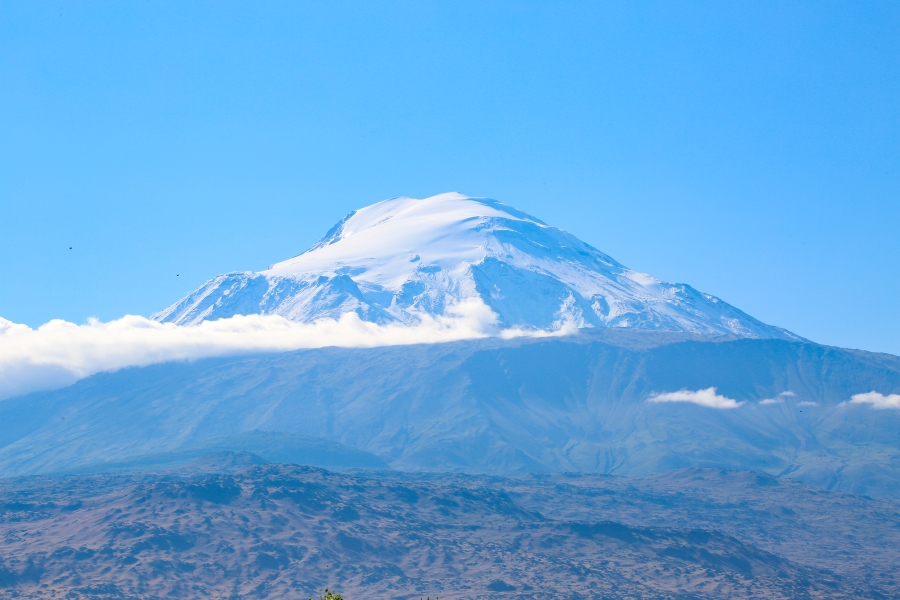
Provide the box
[0,456,897,599]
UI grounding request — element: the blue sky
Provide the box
[1,1,898,353]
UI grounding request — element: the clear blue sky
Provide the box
[1,1,897,353]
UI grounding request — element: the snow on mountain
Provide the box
[153,192,797,339]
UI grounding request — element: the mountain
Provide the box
[153,192,797,339]
[3,331,899,497]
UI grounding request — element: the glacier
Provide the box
[153,192,797,339]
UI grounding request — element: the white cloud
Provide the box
[847,392,900,410]
[647,387,743,409]
[797,401,818,407]
[0,299,569,400]
[760,391,796,405]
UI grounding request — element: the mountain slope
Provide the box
[3,331,899,497]
[153,193,797,339]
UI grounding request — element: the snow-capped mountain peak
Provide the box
[266,192,545,282]
[153,193,797,340]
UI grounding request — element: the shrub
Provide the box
[311,588,439,599]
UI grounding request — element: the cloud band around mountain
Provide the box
[0,300,576,400]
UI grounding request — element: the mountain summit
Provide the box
[153,192,795,339]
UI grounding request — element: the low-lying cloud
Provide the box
[847,392,900,410]
[648,387,743,409]
[760,391,796,405]
[0,300,574,400]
